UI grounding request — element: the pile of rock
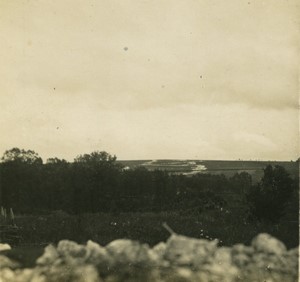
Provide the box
[0,233,298,282]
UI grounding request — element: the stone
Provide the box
[251,233,286,255]
[164,234,217,267]
[0,255,20,269]
[0,243,11,251]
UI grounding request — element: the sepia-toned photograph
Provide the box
[0,0,299,281]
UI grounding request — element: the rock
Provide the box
[152,242,166,259]
[149,242,169,268]
[1,233,298,282]
[281,247,299,275]
[232,244,254,256]
[251,233,286,255]
[106,239,154,268]
[164,234,217,267]
[105,268,160,282]
[34,241,104,281]
[57,240,88,261]
[0,255,20,269]
[36,245,59,266]
[232,252,250,267]
[251,252,270,268]
[287,246,299,258]
[85,240,113,273]
[199,263,239,282]
[0,268,17,282]
[0,243,11,251]
[197,247,238,282]
[213,247,232,265]
[86,240,110,264]
[37,240,91,267]
[0,268,43,282]
[40,264,101,282]
[164,267,196,282]
[231,244,252,267]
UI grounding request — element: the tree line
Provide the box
[0,148,298,223]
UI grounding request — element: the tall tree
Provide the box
[247,165,294,222]
[0,148,43,211]
[72,151,122,213]
[1,147,43,165]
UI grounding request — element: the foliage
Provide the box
[0,148,298,227]
[1,148,42,165]
[0,148,237,214]
[9,208,300,250]
[246,165,296,223]
[74,151,117,166]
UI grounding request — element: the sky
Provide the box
[0,0,299,161]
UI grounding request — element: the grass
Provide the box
[1,209,297,268]
[12,209,299,249]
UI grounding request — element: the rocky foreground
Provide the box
[0,233,299,282]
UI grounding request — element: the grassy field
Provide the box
[2,208,298,268]
[11,209,299,248]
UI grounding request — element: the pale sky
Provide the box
[0,0,299,161]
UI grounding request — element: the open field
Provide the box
[118,160,299,182]
[15,211,298,248]
[2,208,298,269]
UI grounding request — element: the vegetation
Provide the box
[246,165,298,223]
[11,209,299,250]
[0,148,246,214]
[0,147,298,249]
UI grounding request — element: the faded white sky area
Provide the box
[0,0,299,161]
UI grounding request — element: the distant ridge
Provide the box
[118,159,299,183]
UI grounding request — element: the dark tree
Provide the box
[0,148,43,212]
[46,158,68,165]
[43,158,70,211]
[230,172,252,194]
[246,165,295,222]
[72,151,122,213]
[74,151,117,166]
[1,148,43,165]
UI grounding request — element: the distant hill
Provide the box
[118,160,299,183]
